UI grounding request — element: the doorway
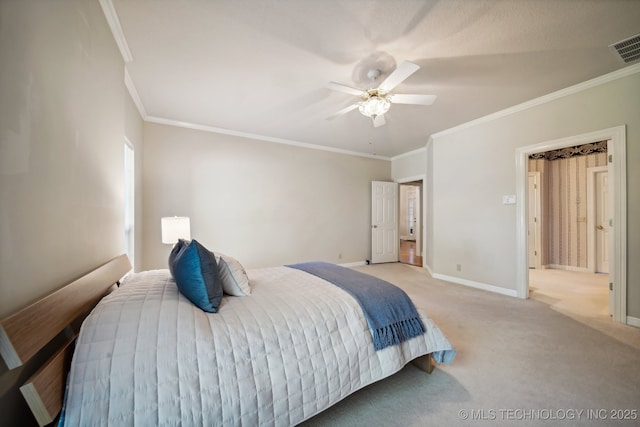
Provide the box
[527,146,610,318]
[399,181,423,266]
[515,126,627,324]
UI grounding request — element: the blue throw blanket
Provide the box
[288,262,425,351]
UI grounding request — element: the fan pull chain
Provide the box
[368,125,376,156]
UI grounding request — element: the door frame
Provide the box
[527,171,542,269]
[515,125,626,323]
[587,166,608,273]
[396,174,426,267]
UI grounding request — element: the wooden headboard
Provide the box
[0,254,131,426]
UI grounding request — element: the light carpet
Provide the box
[301,263,640,426]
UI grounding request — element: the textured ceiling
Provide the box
[111,0,640,158]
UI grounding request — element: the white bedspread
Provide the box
[62,267,454,426]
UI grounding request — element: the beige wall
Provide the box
[0,0,135,315]
[391,148,426,181]
[427,71,640,317]
[529,152,607,270]
[0,0,143,424]
[425,139,435,269]
[142,122,390,270]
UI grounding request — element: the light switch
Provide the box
[502,195,517,205]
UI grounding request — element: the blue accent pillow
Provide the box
[168,239,223,313]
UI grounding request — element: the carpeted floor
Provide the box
[301,263,640,426]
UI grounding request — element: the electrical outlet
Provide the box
[456,264,461,271]
[338,253,342,260]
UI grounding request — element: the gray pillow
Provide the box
[214,253,251,296]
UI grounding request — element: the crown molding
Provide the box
[145,116,392,161]
[124,68,146,119]
[431,62,640,140]
[99,0,133,63]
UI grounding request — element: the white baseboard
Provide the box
[347,262,630,320]
[545,264,591,273]
[626,316,640,328]
[340,261,367,268]
[423,263,434,277]
[432,273,518,297]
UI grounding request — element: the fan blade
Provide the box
[390,94,437,105]
[327,82,364,96]
[326,103,359,120]
[372,114,386,128]
[378,60,420,93]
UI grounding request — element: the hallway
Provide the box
[399,240,422,267]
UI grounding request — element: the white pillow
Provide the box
[215,253,251,296]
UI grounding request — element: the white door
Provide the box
[527,172,541,269]
[371,181,398,264]
[595,171,609,274]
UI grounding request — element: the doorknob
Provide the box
[597,225,604,230]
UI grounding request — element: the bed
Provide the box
[0,253,455,426]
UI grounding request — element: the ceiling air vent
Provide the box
[609,33,640,64]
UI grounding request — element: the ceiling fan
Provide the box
[326,60,436,128]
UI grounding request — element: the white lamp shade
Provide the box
[358,95,390,117]
[161,217,191,244]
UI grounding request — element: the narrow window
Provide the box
[124,140,135,267]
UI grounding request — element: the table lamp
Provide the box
[161,216,191,245]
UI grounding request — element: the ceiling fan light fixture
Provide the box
[358,95,390,118]
[327,60,433,126]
